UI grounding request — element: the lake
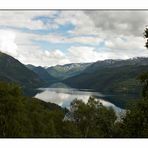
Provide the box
[35,87,126,115]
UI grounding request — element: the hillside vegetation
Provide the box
[0,52,45,96]
[1,81,148,137]
[63,58,148,95]
[26,64,57,85]
[0,82,116,137]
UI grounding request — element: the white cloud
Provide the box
[0,11,147,67]
[0,11,59,30]
[0,30,18,57]
[0,29,69,66]
[0,29,105,66]
[7,28,102,46]
[0,27,147,67]
[16,45,70,67]
[84,11,148,37]
[67,36,103,45]
[104,35,148,58]
[55,11,98,35]
[67,46,107,63]
[105,36,145,50]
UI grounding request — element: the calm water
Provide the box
[35,88,125,114]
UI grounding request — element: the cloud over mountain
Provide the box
[0,11,147,66]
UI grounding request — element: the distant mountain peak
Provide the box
[46,63,91,80]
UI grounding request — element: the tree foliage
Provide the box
[115,29,148,137]
[0,82,65,137]
[0,79,148,138]
[69,97,117,137]
[0,82,118,137]
[144,27,148,48]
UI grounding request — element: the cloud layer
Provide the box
[0,11,147,66]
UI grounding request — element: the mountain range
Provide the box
[26,64,57,84]
[63,58,148,94]
[1,51,148,97]
[25,57,148,96]
[46,63,91,80]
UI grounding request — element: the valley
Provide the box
[27,57,148,108]
[0,51,147,108]
[1,10,148,138]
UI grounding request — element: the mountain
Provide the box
[46,63,91,80]
[85,58,148,72]
[0,52,44,95]
[26,64,57,84]
[63,57,148,95]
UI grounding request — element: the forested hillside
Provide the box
[26,64,57,85]
[63,58,148,95]
[0,52,45,96]
[1,81,148,137]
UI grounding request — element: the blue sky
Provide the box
[0,11,147,66]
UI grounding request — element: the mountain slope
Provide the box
[26,64,57,84]
[0,52,44,95]
[63,58,148,94]
[46,63,91,80]
[0,82,65,137]
[84,58,148,73]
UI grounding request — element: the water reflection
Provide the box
[35,88,125,114]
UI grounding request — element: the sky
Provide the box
[0,10,148,66]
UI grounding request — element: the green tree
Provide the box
[0,83,30,137]
[120,98,148,137]
[138,72,148,97]
[119,29,148,137]
[69,97,117,137]
[0,82,65,137]
[144,27,148,49]
[61,121,81,137]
